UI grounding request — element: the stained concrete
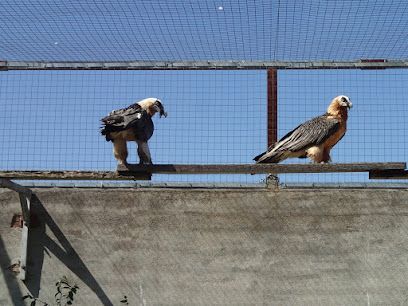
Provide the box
[1,187,408,305]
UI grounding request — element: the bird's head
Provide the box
[334,95,352,109]
[327,95,352,117]
[138,98,168,118]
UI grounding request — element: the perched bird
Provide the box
[254,95,352,164]
[101,98,167,165]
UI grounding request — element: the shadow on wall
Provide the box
[25,194,113,306]
[0,237,24,306]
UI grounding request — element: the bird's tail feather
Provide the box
[253,151,266,162]
[254,150,286,163]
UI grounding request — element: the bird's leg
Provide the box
[320,149,331,164]
[113,138,128,166]
[136,140,152,164]
[306,147,324,163]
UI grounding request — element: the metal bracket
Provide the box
[0,61,7,71]
[266,174,280,189]
[0,178,32,280]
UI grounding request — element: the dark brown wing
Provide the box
[254,114,340,162]
[276,115,340,152]
[101,103,141,131]
[101,103,153,141]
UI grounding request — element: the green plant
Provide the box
[22,276,79,306]
[55,276,79,306]
[22,294,48,306]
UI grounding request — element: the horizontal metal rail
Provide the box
[2,60,408,70]
[117,162,406,175]
[369,169,408,179]
[0,170,151,180]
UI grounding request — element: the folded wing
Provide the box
[254,115,340,163]
[100,103,153,142]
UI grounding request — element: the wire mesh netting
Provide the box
[278,69,408,184]
[0,69,267,184]
[1,0,408,62]
[0,68,407,185]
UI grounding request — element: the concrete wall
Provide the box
[1,187,408,305]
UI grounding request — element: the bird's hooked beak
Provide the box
[160,109,168,118]
[339,96,352,109]
[153,102,168,118]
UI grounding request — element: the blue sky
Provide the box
[278,69,408,184]
[0,70,267,183]
[0,69,406,184]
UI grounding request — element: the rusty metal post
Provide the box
[18,193,31,280]
[267,68,278,147]
[266,68,279,188]
[0,178,32,280]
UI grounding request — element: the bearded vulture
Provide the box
[101,98,167,165]
[254,95,352,163]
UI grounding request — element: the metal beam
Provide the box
[18,193,31,280]
[3,60,408,70]
[0,170,151,180]
[369,169,408,179]
[0,179,32,280]
[113,162,406,187]
[0,163,405,180]
[0,178,32,196]
[117,162,406,175]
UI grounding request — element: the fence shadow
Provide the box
[26,194,113,306]
[0,236,25,306]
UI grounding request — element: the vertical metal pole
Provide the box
[0,179,32,280]
[267,68,278,147]
[266,69,279,187]
[18,193,31,280]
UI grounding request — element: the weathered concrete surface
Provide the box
[1,187,408,305]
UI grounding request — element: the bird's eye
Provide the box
[341,97,347,102]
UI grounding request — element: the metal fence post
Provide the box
[267,68,279,188]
